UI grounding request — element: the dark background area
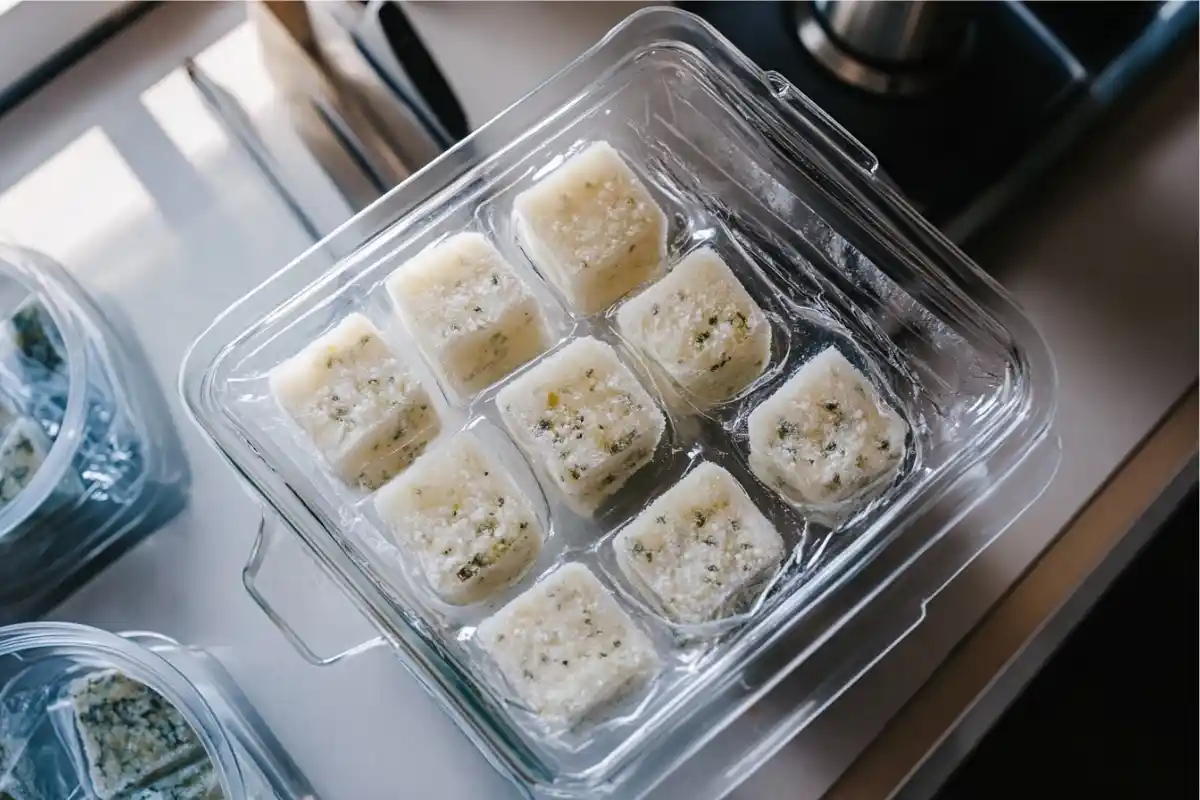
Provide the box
[933,490,1198,799]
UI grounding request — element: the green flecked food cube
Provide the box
[0,418,51,505]
[269,313,441,490]
[70,671,205,799]
[495,337,665,516]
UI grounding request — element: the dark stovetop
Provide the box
[680,1,1197,241]
[932,491,1197,798]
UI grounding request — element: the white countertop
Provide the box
[0,3,1194,799]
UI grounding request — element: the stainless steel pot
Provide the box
[798,0,976,95]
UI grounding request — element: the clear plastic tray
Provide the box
[181,8,1059,798]
[0,623,319,799]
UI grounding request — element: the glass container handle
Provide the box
[243,510,385,667]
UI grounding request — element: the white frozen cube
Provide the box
[269,313,441,490]
[614,462,785,623]
[0,417,50,504]
[617,247,772,408]
[476,562,660,725]
[386,232,551,399]
[495,337,665,515]
[69,671,205,799]
[513,142,667,314]
[374,432,543,604]
[748,347,907,506]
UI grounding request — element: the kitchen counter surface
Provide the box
[0,3,1194,798]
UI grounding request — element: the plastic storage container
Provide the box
[181,8,1059,799]
[0,246,189,622]
[0,622,319,799]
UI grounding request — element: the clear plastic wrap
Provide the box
[181,8,1059,798]
[0,246,190,622]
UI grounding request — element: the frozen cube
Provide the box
[374,432,543,604]
[614,462,785,623]
[496,337,664,515]
[513,142,667,314]
[69,671,204,799]
[0,418,51,504]
[386,232,551,398]
[617,247,772,408]
[270,313,441,490]
[748,347,907,506]
[476,563,660,725]
[124,759,220,800]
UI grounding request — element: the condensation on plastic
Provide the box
[181,8,1059,800]
[0,246,190,622]
[0,623,319,800]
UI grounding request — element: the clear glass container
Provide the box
[181,8,1060,799]
[0,246,189,622]
[0,622,319,799]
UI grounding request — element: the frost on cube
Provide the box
[496,337,664,515]
[476,563,660,726]
[386,232,550,398]
[618,247,771,408]
[614,462,785,623]
[513,142,667,314]
[69,671,205,799]
[269,313,440,490]
[374,432,543,605]
[748,347,907,506]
